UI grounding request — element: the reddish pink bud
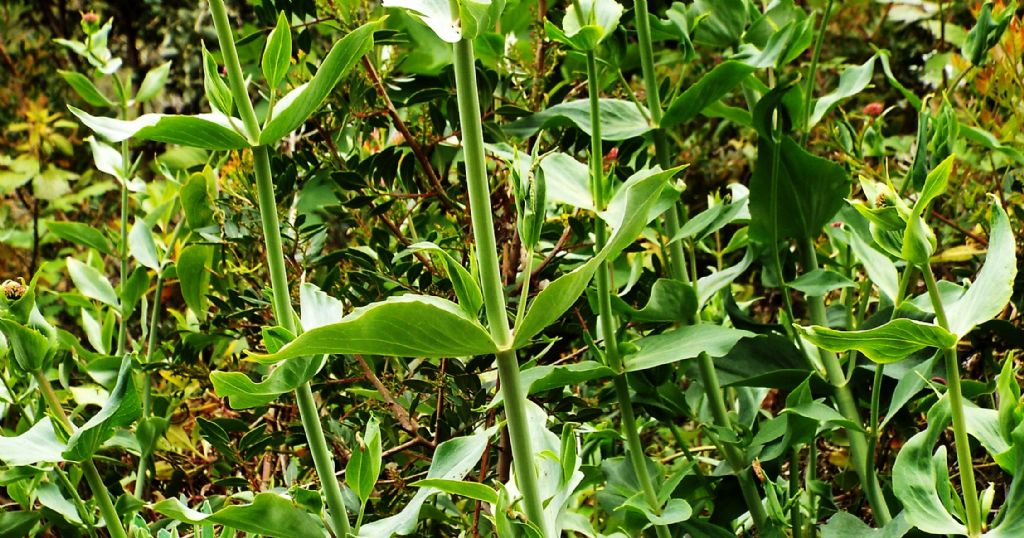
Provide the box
[863,102,884,117]
[830,221,843,228]
[604,147,618,162]
[82,11,99,23]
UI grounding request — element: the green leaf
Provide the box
[383,0,461,42]
[253,295,497,362]
[488,361,615,408]
[402,242,483,317]
[513,166,679,348]
[177,244,213,321]
[299,282,343,331]
[691,0,748,47]
[263,12,293,89]
[459,0,506,40]
[809,55,878,128]
[0,319,52,372]
[58,70,114,108]
[624,324,752,372]
[70,106,250,150]
[47,221,112,254]
[893,397,967,535]
[347,416,382,503]
[621,496,692,526]
[260,21,378,144]
[663,60,755,128]
[797,319,957,364]
[786,269,856,296]
[749,136,850,244]
[504,99,652,141]
[202,45,233,116]
[962,1,1016,66]
[63,355,141,461]
[67,257,119,309]
[180,170,216,230]
[611,278,697,323]
[538,151,593,210]
[821,511,911,538]
[0,417,66,466]
[152,492,326,538]
[412,478,498,505]
[945,198,1016,337]
[212,356,324,409]
[546,0,623,51]
[360,432,488,536]
[902,155,955,264]
[129,219,161,270]
[86,135,126,181]
[136,61,172,103]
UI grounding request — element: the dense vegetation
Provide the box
[0,0,1022,536]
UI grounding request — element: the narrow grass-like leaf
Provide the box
[412,479,498,505]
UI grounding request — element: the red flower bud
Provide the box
[863,102,884,117]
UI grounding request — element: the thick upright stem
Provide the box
[800,238,891,524]
[34,371,128,538]
[801,0,835,144]
[451,27,546,534]
[922,266,982,537]
[632,0,769,531]
[208,2,350,535]
[586,51,670,538]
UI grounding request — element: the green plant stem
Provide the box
[208,2,351,535]
[921,265,982,537]
[799,237,891,524]
[450,25,547,534]
[34,370,128,538]
[631,0,686,281]
[585,50,670,538]
[801,0,835,144]
[113,77,132,357]
[866,266,915,478]
[790,447,803,535]
[632,0,770,531]
[134,223,185,499]
[54,466,99,538]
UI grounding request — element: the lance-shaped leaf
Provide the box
[262,12,292,90]
[809,55,878,128]
[893,396,967,535]
[663,60,755,128]
[623,324,752,372]
[504,99,652,141]
[359,431,488,536]
[69,106,250,150]
[902,155,955,264]
[135,61,172,103]
[512,166,681,348]
[58,71,114,108]
[152,492,325,538]
[0,417,66,466]
[253,295,497,361]
[47,221,113,255]
[202,45,233,116]
[945,197,1016,338]
[400,242,483,317]
[797,319,956,364]
[546,0,623,51]
[211,355,325,409]
[412,478,498,505]
[488,361,615,408]
[63,355,141,461]
[67,257,119,309]
[260,21,378,144]
[347,416,383,504]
